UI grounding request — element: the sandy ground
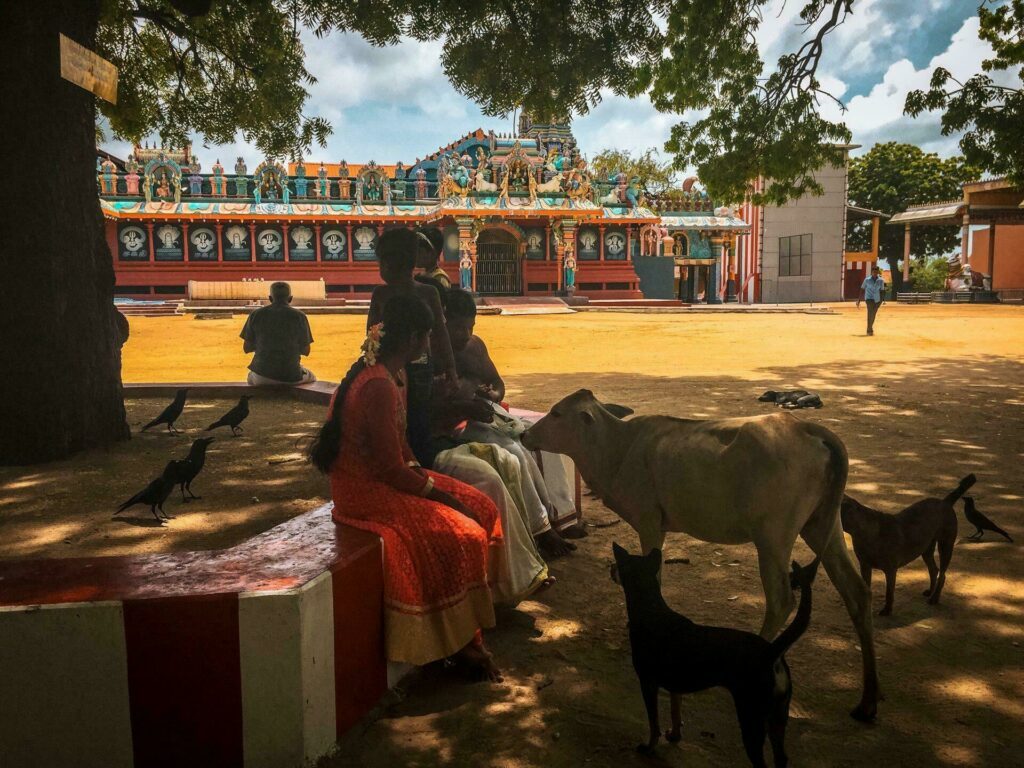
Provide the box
[0,397,329,559]
[7,304,1024,766]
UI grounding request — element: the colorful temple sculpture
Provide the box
[99,120,749,300]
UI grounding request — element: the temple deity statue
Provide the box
[294,160,308,197]
[155,171,172,200]
[187,157,203,195]
[337,160,349,178]
[98,158,118,195]
[233,157,248,197]
[459,252,473,291]
[210,159,226,196]
[563,251,577,292]
[317,163,330,198]
[414,167,427,199]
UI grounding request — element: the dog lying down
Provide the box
[758,389,823,409]
[841,474,975,616]
[611,543,819,766]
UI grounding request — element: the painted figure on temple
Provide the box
[365,174,383,202]
[392,162,406,199]
[188,156,203,195]
[294,160,308,197]
[234,157,249,197]
[155,171,172,200]
[124,155,141,196]
[210,159,226,196]
[156,224,179,249]
[498,141,537,204]
[252,161,290,204]
[459,251,473,291]
[291,225,313,251]
[438,152,470,199]
[337,160,349,179]
[414,167,428,199]
[316,163,329,198]
[98,157,117,195]
[563,155,592,201]
[563,251,577,292]
[544,146,569,175]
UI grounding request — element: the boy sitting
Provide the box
[415,227,452,290]
[445,288,582,557]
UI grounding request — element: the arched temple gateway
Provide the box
[99,121,750,301]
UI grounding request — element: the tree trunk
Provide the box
[0,1,129,465]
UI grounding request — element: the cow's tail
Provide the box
[943,473,976,505]
[799,423,850,551]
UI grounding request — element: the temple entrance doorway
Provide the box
[475,228,522,296]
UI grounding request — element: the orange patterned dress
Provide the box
[329,364,503,665]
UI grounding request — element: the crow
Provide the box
[114,462,177,523]
[206,395,251,436]
[167,437,215,502]
[963,497,1013,542]
[141,388,189,434]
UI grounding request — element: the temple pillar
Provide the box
[545,223,552,262]
[625,225,632,261]
[314,223,322,262]
[707,239,723,304]
[989,222,997,287]
[598,224,606,261]
[181,222,189,262]
[725,236,738,302]
[248,222,257,261]
[903,224,912,282]
[282,222,291,261]
[215,223,224,261]
[146,221,155,263]
[345,223,353,262]
[960,210,970,265]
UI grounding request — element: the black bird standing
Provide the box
[963,497,1013,541]
[114,462,177,523]
[141,388,189,434]
[206,395,251,436]
[167,437,215,502]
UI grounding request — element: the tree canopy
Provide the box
[95,1,1023,204]
[846,142,980,271]
[588,149,676,197]
[905,0,1024,186]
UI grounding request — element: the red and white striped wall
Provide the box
[736,179,765,303]
[0,505,387,768]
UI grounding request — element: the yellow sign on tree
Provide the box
[59,33,118,105]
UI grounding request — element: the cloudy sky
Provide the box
[105,0,1020,169]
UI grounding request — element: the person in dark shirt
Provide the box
[240,281,316,385]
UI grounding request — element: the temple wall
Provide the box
[970,225,1024,291]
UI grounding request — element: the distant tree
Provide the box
[588,149,676,197]
[905,1,1024,186]
[847,143,980,292]
[908,256,953,293]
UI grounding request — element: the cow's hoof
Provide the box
[878,607,892,617]
[636,744,656,756]
[922,588,933,596]
[850,702,877,723]
[665,729,682,743]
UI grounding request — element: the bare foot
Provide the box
[560,523,589,540]
[536,529,576,557]
[533,576,557,595]
[455,642,503,683]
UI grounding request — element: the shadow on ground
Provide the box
[326,355,1024,768]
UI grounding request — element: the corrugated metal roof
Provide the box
[889,203,964,225]
[661,215,750,231]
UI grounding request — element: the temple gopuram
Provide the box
[99,116,749,301]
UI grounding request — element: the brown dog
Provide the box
[841,474,975,615]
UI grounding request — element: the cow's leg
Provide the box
[755,537,796,639]
[812,518,879,722]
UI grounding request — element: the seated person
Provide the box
[445,288,583,557]
[308,295,502,680]
[240,281,316,385]
[416,227,451,290]
[368,229,458,468]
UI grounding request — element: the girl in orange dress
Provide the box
[309,294,503,678]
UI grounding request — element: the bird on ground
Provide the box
[167,437,215,502]
[141,388,189,434]
[963,497,1013,542]
[206,395,252,436]
[113,462,177,524]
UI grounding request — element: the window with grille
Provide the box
[779,234,812,276]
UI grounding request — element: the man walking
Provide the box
[857,265,886,336]
[240,281,316,385]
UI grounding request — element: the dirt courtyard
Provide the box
[13,304,1024,765]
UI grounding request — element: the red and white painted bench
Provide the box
[0,383,576,767]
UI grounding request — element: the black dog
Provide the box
[758,390,823,409]
[963,497,1013,542]
[611,543,819,766]
[841,474,975,615]
[167,437,214,502]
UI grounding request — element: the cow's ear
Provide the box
[603,403,634,419]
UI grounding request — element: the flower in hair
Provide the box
[361,322,385,365]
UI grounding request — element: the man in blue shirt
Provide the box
[857,265,885,336]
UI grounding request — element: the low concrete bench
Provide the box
[0,504,385,768]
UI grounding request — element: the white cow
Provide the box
[521,389,880,721]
